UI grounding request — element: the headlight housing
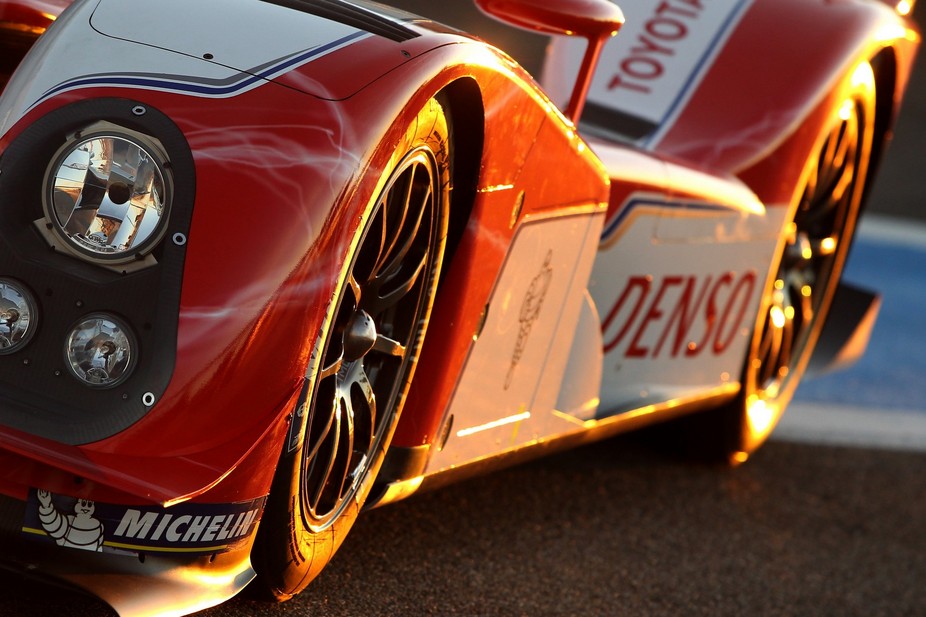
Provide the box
[0,278,38,355]
[65,313,137,388]
[41,122,172,269]
[0,98,194,444]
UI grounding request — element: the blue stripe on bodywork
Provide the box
[33,30,368,106]
[602,197,731,243]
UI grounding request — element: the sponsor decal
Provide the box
[23,489,266,556]
[601,271,757,358]
[579,0,754,143]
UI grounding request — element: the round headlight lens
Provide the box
[65,314,137,388]
[47,131,170,261]
[0,278,38,354]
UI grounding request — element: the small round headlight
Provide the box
[45,126,171,263]
[0,278,38,354]
[65,314,137,388]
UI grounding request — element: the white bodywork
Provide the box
[424,138,785,473]
[0,0,369,135]
[590,140,784,412]
[427,210,605,473]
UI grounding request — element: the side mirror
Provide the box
[474,0,624,123]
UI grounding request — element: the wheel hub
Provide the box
[343,310,377,361]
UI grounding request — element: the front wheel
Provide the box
[252,97,451,599]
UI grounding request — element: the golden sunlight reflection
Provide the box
[746,395,777,437]
[770,305,786,329]
[896,1,912,16]
[839,100,854,122]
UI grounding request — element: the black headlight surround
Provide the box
[0,98,195,444]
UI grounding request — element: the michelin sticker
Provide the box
[23,489,266,556]
[544,0,754,144]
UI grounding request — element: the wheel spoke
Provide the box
[380,172,429,276]
[373,170,413,275]
[331,384,356,502]
[347,272,362,307]
[350,364,377,453]
[372,333,406,358]
[367,250,428,315]
[318,357,342,382]
[756,321,779,385]
[306,398,342,514]
[302,391,336,467]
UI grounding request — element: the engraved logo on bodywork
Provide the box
[505,250,554,389]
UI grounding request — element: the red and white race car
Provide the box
[0,0,919,614]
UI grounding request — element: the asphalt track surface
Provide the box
[1,3,924,616]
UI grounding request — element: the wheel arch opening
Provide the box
[435,77,484,290]
[864,47,900,209]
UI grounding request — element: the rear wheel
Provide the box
[669,62,876,463]
[253,97,451,599]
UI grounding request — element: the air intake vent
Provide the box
[260,0,420,43]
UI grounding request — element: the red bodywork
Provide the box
[0,6,608,509]
[0,0,65,28]
[0,0,918,613]
[0,0,917,514]
[655,0,918,205]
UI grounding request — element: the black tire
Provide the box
[666,62,876,464]
[252,97,451,599]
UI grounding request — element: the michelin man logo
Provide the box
[36,489,104,552]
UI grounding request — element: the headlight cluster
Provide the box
[0,279,139,388]
[1,122,170,389]
[0,98,191,439]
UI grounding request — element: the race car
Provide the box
[0,0,918,614]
